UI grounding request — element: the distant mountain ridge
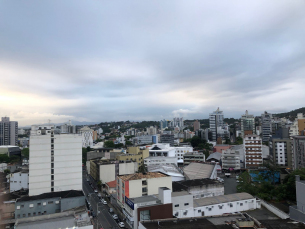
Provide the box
[20,120,100,128]
[273,107,305,119]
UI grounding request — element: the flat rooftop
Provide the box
[173,178,220,192]
[171,191,190,197]
[193,192,254,207]
[128,195,159,204]
[141,217,232,229]
[118,172,168,181]
[17,190,84,202]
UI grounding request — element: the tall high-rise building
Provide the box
[0,117,18,146]
[209,108,224,142]
[170,117,184,128]
[261,111,272,142]
[193,120,200,132]
[79,126,93,148]
[241,110,255,138]
[29,125,82,196]
[160,119,168,129]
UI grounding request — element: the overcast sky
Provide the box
[1,1,305,126]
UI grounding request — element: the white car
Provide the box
[112,214,118,220]
[94,189,98,193]
[118,222,125,228]
[102,199,107,205]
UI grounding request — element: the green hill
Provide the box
[273,107,305,119]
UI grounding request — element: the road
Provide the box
[82,170,120,229]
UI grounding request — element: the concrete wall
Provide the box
[61,196,85,211]
[172,194,193,218]
[9,172,29,192]
[189,183,224,199]
[100,164,115,184]
[147,177,172,195]
[15,197,60,219]
[119,162,138,175]
[129,180,142,198]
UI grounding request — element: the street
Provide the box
[82,170,121,229]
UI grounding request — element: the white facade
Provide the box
[79,126,93,148]
[174,146,193,164]
[221,148,240,170]
[172,192,260,218]
[146,126,157,135]
[0,163,7,172]
[148,144,176,157]
[9,172,29,192]
[60,120,76,134]
[144,156,178,166]
[18,129,25,135]
[29,125,82,196]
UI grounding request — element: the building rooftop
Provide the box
[141,217,232,229]
[171,191,190,197]
[183,163,215,180]
[128,195,159,204]
[0,145,19,148]
[147,164,184,178]
[206,152,222,161]
[193,192,254,207]
[173,178,220,192]
[106,180,116,188]
[118,172,168,181]
[17,190,84,202]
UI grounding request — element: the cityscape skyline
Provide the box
[1,1,305,126]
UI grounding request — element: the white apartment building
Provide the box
[29,125,82,196]
[79,126,93,148]
[8,171,29,192]
[209,108,225,142]
[175,146,193,164]
[60,120,76,134]
[221,148,240,170]
[144,157,178,166]
[243,135,263,169]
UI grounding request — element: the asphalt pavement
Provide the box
[82,170,121,229]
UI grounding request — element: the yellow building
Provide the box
[116,147,149,166]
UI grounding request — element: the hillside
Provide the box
[273,107,305,119]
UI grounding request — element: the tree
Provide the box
[0,154,11,163]
[236,171,258,196]
[97,180,102,190]
[82,148,88,165]
[22,148,29,159]
[138,164,147,173]
[235,136,243,145]
[126,141,133,146]
[104,141,115,148]
[4,169,10,175]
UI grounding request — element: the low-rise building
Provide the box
[116,172,172,208]
[105,180,116,195]
[8,169,29,192]
[133,135,158,145]
[269,137,292,168]
[183,163,218,180]
[89,159,138,184]
[292,136,305,170]
[172,178,224,199]
[221,149,240,171]
[206,152,221,163]
[116,147,149,167]
[123,188,173,229]
[173,192,260,218]
[183,152,205,166]
[15,190,85,219]
[0,145,21,157]
[87,148,122,161]
[160,134,174,145]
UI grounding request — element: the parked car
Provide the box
[112,214,118,220]
[94,189,98,193]
[98,193,101,197]
[108,208,114,213]
[118,222,125,228]
[102,199,107,205]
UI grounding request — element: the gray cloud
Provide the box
[1,0,305,125]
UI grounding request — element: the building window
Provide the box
[184,203,189,206]
[240,203,243,206]
[37,203,41,206]
[17,214,20,218]
[48,201,53,204]
[174,204,179,207]
[198,210,201,213]
[21,205,24,208]
[44,211,47,214]
[33,212,36,216]
[140,210,151,221]
[22,214,26,217]
[28,213,31,217]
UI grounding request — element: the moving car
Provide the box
[102,199,107,205]
[118,222,125,228]
[112,214,118,220]
[94,189,98,193]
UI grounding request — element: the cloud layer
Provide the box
[1,1,305,125]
